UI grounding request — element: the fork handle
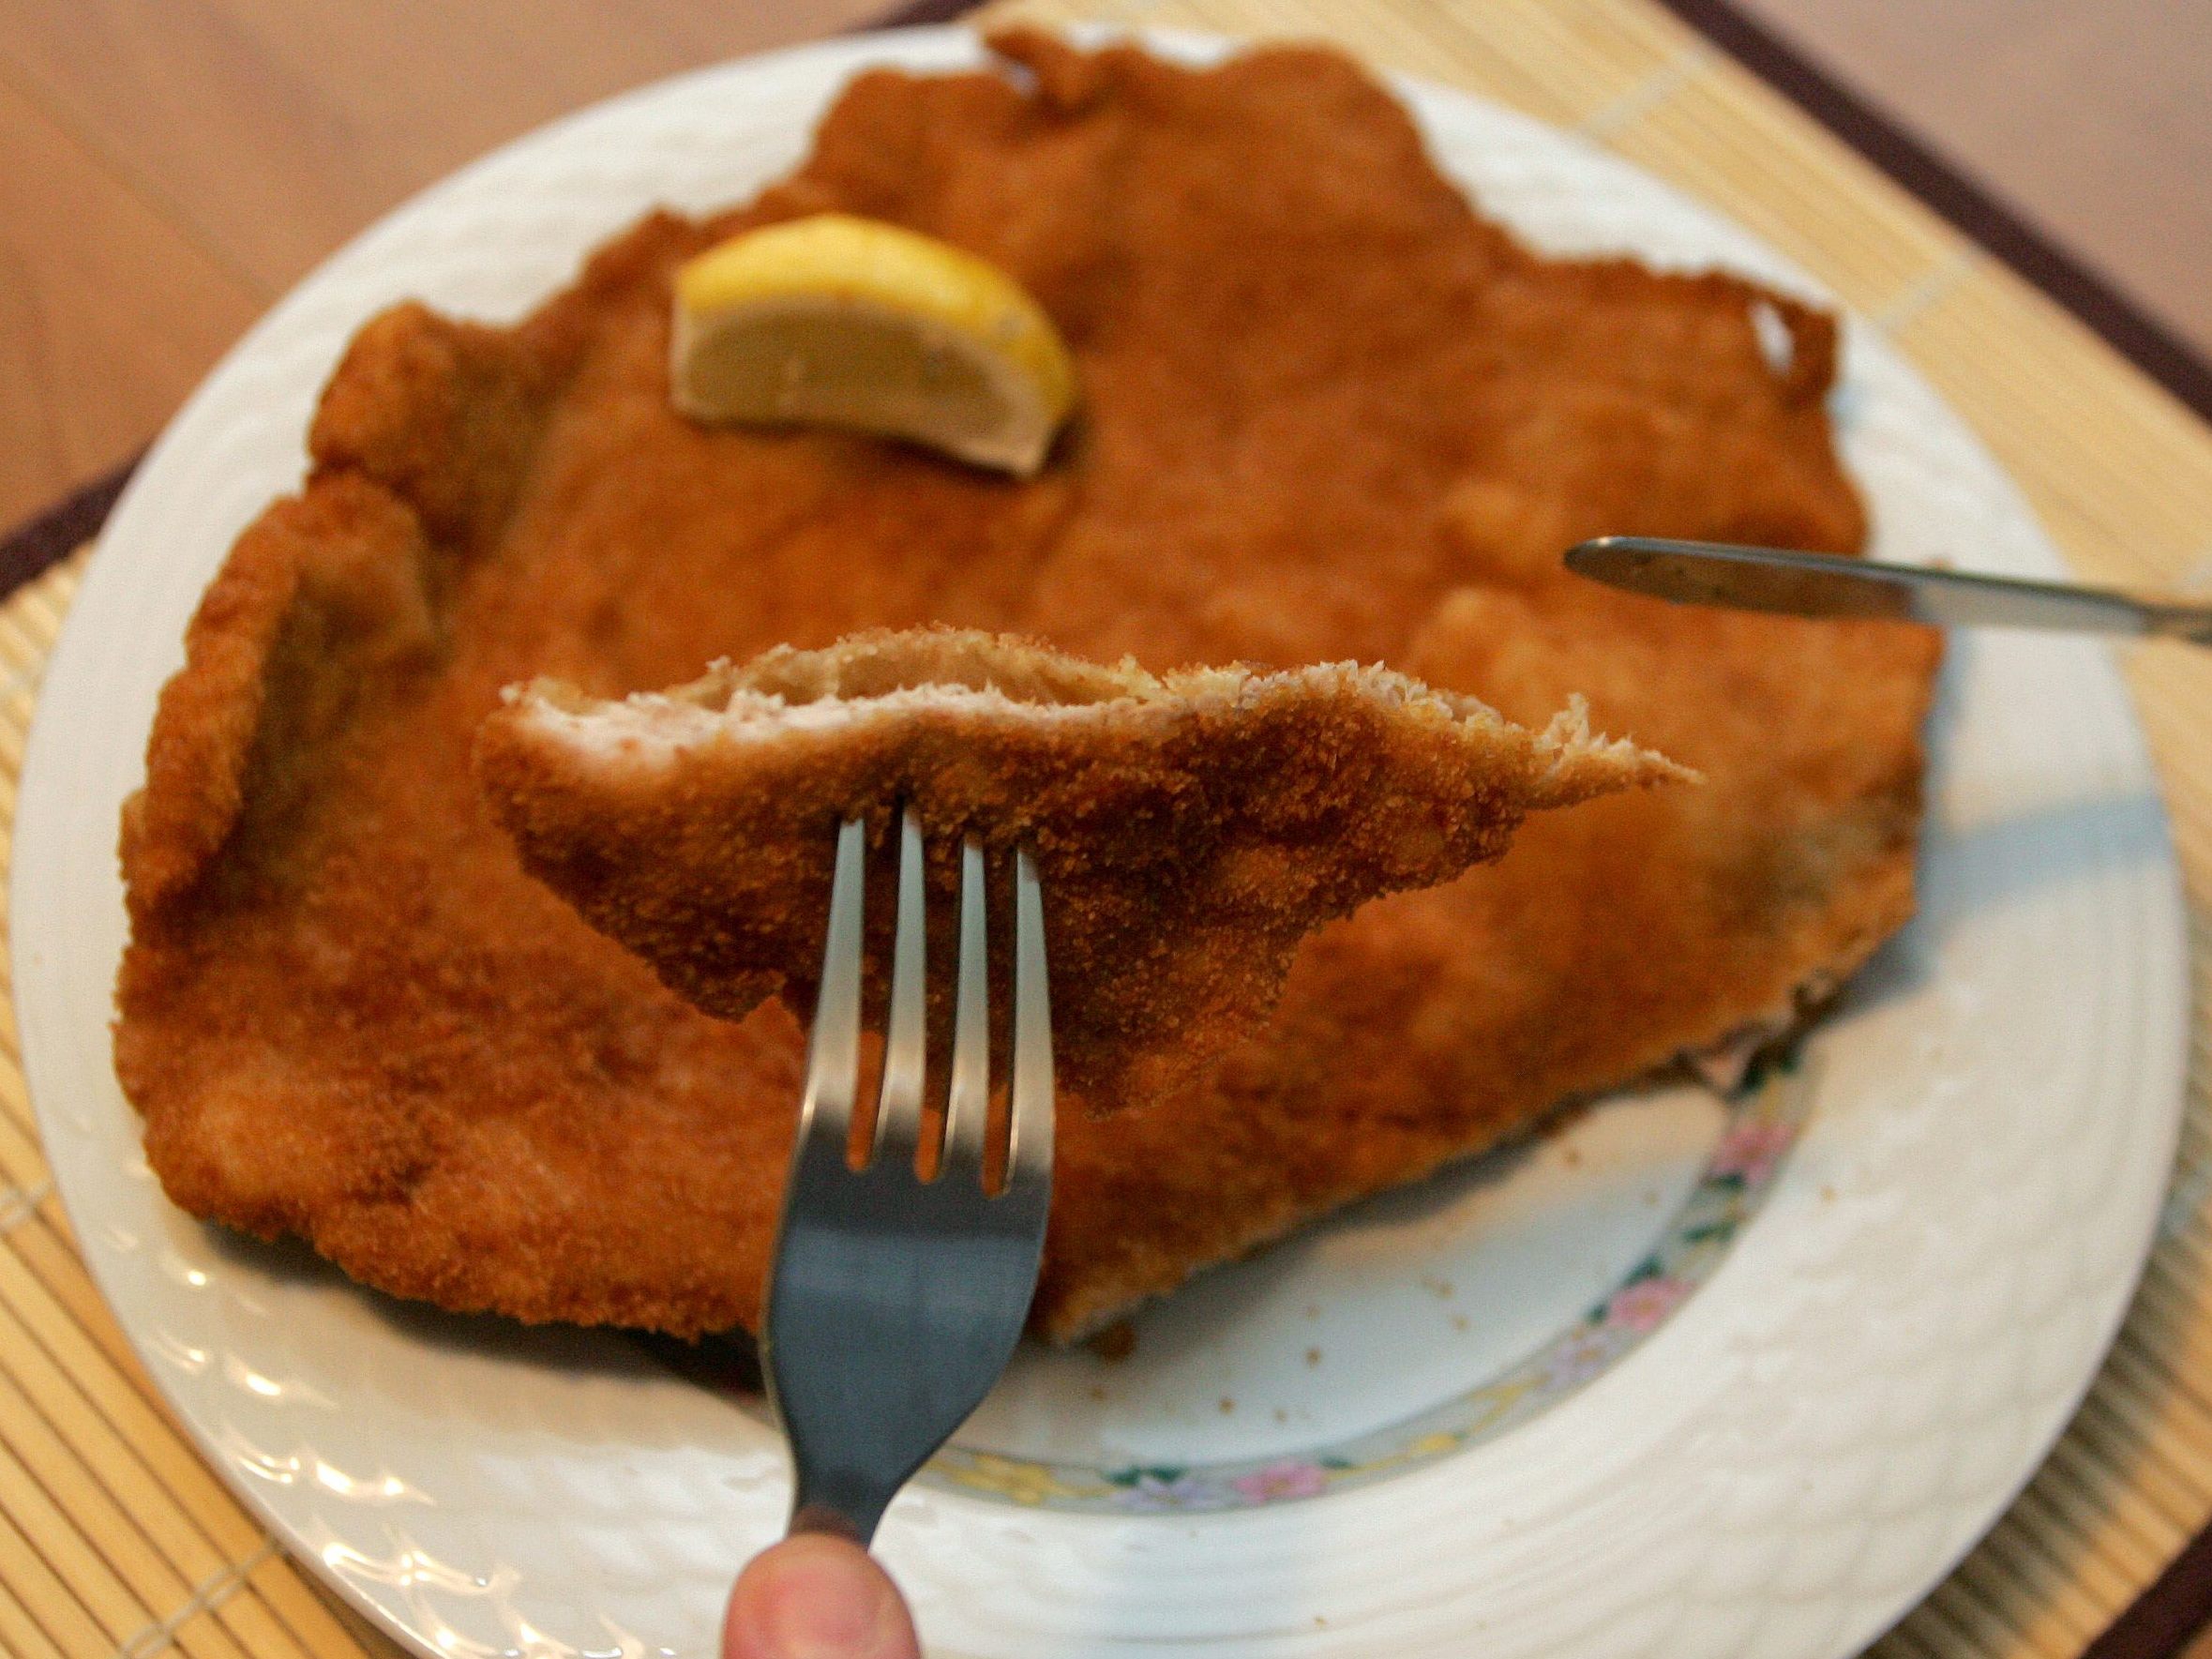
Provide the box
[789,1501,865,1543]
[788,1470,894,1546]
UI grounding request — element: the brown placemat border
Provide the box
[873,0,989,23]
[2084,1527,2212,1659]
[0,457,137,604]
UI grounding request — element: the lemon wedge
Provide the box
[670,213,1076,476]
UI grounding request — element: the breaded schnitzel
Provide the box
[476,629,1682,1114]
[115,29,1940,1339]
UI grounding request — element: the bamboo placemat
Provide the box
[7,1,2212,1655]
[0,552,401,1659]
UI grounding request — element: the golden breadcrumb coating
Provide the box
[115,29,1938,1339]
[476,628,1681,1113]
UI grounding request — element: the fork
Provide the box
[763,807,1055,1544]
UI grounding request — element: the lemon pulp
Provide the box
[670,213,1076,476]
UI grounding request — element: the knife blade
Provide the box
[1565,535,2212,644]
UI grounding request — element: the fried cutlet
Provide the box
[475,629,1682,1113]
[115,29,1940,1340]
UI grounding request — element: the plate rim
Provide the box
[13,22,2190,1659]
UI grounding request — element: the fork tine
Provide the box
[939,837,991,1184]
[798,818,867,1158]
[871,807,928,1169]
[768,825,1055,1550]
[1006,844,1054,1190]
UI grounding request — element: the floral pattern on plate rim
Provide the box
[927,1054,1810,1514]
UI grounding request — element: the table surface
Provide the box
[1737,0,2212,365]
[3,0,2210,539]
[0,0,885,535]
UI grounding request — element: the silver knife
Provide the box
[1565,535,2212,645]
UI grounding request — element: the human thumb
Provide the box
[723,1532,923,1659]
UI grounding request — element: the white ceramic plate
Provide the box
[15,26,2188,1659]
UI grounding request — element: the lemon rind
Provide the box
[670,294,1064,475]
[670,214,1076,475]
